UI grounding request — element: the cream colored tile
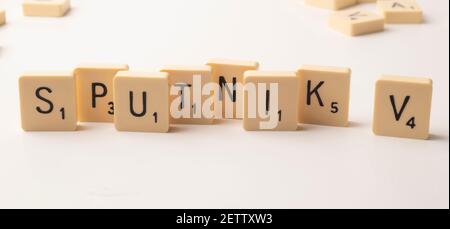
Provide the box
[305,0,357,10]
[329,9,384,36]
[373,75,432,140]
[161,65,214,124]
[297,65,351,127]
[113,71,170,133]
[243,71,299,131]
[23,0,71,17]
[377,0,423,24]
[75,63,129,122]
[19,71,77,131]
[207,58,259,119]
[358,0,377,3]
[0,9,6,25]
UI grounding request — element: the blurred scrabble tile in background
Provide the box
[377,0,423,24]
[19,71,77,131]
[297,65,351,127]
[373,75,432,140]
[207,58,259,119]
[161,65,214,125]
[75,64,129,122]
[23,0,71,17]
[0,9,5,25]
[114,72,170,133]
[305,0,357,10]
[243,71,299,131]
[329,9,384,36]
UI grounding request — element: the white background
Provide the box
[0,0,448,209]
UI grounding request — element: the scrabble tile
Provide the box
[0,9,5,25]
[358,0,377,3]
[75,64,129,122]
[113,71,170,133]
[161,65,214,125]
[305,0,357,10]
[19,71,77,131]
[373,75,432,140]
[23,0,71,17]
[377,0,423,24]
[329,9,384,36]
[243,71,299,131]
[297,65,351,127]
[207,58,259,119]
